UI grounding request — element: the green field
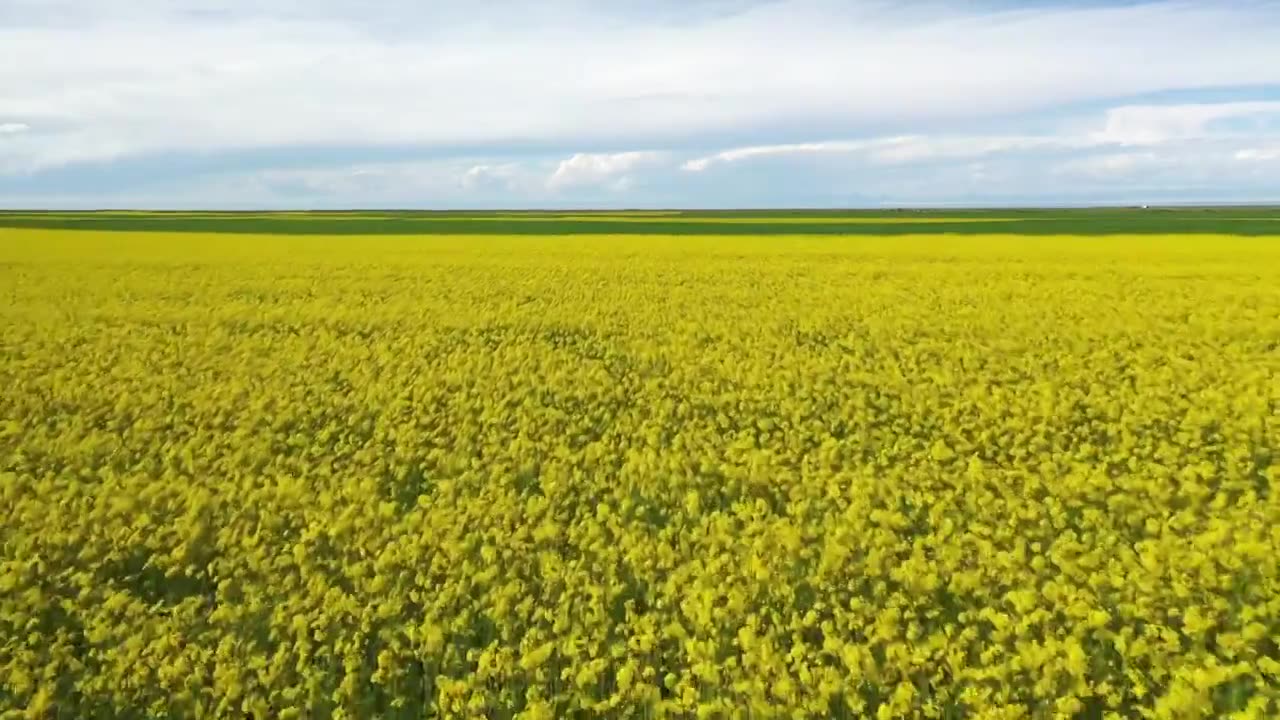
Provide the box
[2,206,1280,236]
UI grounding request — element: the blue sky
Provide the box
[2,0,1280,208]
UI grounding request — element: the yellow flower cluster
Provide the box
[1,230,1278,719]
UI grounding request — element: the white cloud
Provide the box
[667,102,1280,204]
[1055,152,1162,179]
[0,123,30,135]
[681,134,1100,172]
[1235,146,1280,162]
[683,133,1091,172]
[865,135,1087,165]
[547,151,662,190]
[5,1,1280,173]
[252,160,495,202]
[682,99,1280,178]
[1092,102,1280,145]
[460,163,524,191]
[0,131,131,174]
[681,140,879,171]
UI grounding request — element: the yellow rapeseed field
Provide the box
[1,230,1278,719]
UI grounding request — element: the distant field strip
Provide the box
[552,216,1022,224]
[2,208,1279,236]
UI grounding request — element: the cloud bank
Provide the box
[2,0,1280,206]
[548,152,664,190]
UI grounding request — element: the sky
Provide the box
[3,0,1280,208]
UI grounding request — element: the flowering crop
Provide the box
[1,230,1278,719]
